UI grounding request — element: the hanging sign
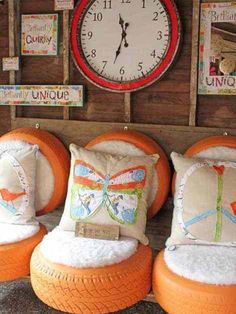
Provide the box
[2,57,19,71]
[0,85,83,107]
[55,0,74,10]
[199,2,236,95]
[21,14,59,56]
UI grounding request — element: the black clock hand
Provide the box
[114,18,129,64]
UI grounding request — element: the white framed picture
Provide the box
[199,2,236,95]
[21,14,59,56]
[2,57,19,71]
[55,0,74,10]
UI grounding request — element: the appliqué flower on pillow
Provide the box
[70,160,146,225]
[177,161,236,245]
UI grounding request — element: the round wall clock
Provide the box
[71,0,181,92]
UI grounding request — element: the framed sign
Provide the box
[55,0,74,10]
[21,14,59,56]
[199,2,236,95]
[2,57,19,71]
[0,85,83,107]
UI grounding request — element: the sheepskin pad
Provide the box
[195,146,236,161]
[0,222,39,245]
[40,227,138,268]
[165,245,236,285]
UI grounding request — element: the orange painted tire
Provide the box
[31,244,152,314]
[172,135,236,195]
[0,128,70,216]
[152,251,236,314]
[0,224,47,282]
[86,130,170,218]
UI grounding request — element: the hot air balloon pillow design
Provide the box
[167,153,236,248]
[0,145,38,225]
[59,144,159,245]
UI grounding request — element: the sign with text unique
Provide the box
[2,57,19,71]
[55,0,74,10]
[21,14,59,56]
[199,2,236,95]
[0,85,83,107]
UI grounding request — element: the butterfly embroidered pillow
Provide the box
[167,152,236,248]
[59,144,159,245]
[0,145,39,225]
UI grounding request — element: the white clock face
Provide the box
[78,0,171,84]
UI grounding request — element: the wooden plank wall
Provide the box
[1,0,236,136]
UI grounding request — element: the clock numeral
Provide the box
[157,31,163,40]
[153,12,158,21]
[101,61,108,72]
[93,12,103,21]
[103,0,112,9]
[150,50,157,58]
[120,66,125,75]
[121,0,131,3]
[87,31,93,39]
[142,0,146,8]
[91,49,97,58]
[138,62,143,71]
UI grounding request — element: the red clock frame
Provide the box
[71,0,181,92]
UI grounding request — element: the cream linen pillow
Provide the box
[59,144,159,245]
[0,146,38,225]
[167,152,236,247]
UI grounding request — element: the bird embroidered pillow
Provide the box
[0,145,38,225]
[167,152,236,248]
[59,144,159,245]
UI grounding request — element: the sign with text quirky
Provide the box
[199,2,236,95]
[0,86,83,107]
[21,14,59,56]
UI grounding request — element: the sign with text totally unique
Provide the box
[21,14,59,56]
[2,57,19,71]
[0,85,83,107]
[199,2,236,95]
[55,0,74,10]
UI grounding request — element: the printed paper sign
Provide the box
[55,0,74,10]
[199,2,236,95]
[0,85,83,107]
[21,14,59,56]
[75,222,120,241]
[2,57,19,71]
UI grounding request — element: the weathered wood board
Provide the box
[12,118,236,155]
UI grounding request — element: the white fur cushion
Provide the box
[164,245,236,285]
[0,222,39,245]
[195,146,236,162]
[40,227,138,268]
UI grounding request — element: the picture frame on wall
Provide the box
[55,0,74,11]
[198,2,236,95]
[2,57,19,71]
[21,14,59,56]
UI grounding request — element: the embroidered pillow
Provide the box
[59,144,159,245]
[167,152,236,248]
[0,146,38,225]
